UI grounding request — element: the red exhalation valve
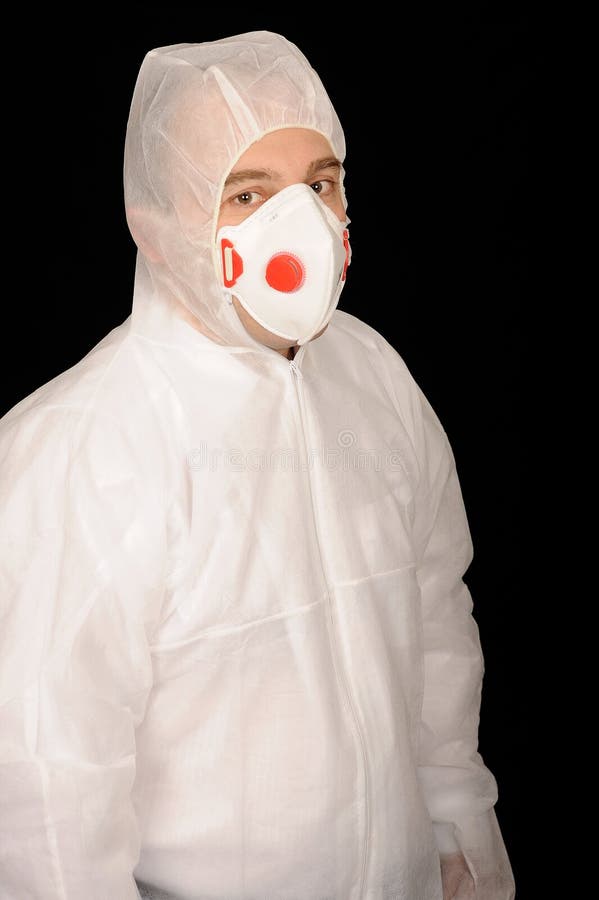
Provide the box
[265,253,305,293]
[221,239,244,287]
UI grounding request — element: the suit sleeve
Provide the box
[410,384,516,899]
[0,405,167,898]
[372,329,515,899]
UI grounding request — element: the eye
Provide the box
[232,190,263,207]
[310,179,337,197]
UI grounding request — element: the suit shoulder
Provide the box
[328,309,415,381]
[0,322,160,481]
[0,320,159,441]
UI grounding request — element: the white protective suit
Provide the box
[0,31,516,900]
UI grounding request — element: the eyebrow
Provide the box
[223,157,342,189]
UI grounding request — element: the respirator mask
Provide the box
[216,182,351,347]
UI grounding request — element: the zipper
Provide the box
[289,356,371,899]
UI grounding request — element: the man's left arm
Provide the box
[411,386,516,900]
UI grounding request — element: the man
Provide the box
[0,31,515,899]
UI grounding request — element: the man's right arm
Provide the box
[0,406,166,898]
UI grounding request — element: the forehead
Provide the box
[231,128,336,172]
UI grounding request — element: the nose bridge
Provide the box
[251,181,324,226]
[282,178,313,193]
[275,180,317,204]
[275,183,334,235]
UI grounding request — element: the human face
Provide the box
[217,128,346,357]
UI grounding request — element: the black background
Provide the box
[4,8,530,896]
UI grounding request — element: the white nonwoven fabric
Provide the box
[0,30,516,900]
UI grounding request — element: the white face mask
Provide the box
[216,182,351,346]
